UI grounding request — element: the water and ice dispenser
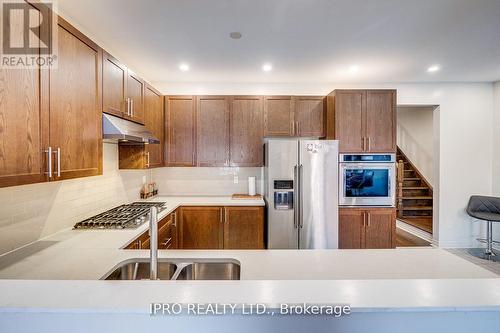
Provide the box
[273,180,294,210]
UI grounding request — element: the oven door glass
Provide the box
[345,169,389,197]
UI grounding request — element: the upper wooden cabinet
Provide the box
[264,96,294,136]
[49,19,103,181]
[165,96,196,166]
[125,70,145,124]
[118,84,164,169]
[102,52,127,118]
[197,96,230,167]
[230,96,264,167]
[0,3,49,188]
[264,96,325,137]
[294,96,325,137]
[328,89,396,153]
[102,52,145,124]
[339,208,395,249]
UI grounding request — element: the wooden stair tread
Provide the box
[404,177,421,180]
[401,196,433,199]
[401,206,433,210]
[403,186,428,190]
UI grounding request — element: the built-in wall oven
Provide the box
[339,154,396,207]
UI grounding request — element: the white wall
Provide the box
[154,81,494,248]
[153,168,262,196]
[397,106,435,186]
[0,143,148,255]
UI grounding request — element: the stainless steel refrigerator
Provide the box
[264,139,339,249]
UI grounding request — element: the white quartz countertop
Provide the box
[0,195,499,313]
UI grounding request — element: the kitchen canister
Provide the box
[248,177,256,196]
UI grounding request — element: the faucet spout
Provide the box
[149,206,158,280]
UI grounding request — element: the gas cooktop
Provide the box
[73,202,166,229]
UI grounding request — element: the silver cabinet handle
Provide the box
[126,98,131,116]
[131,99,134,117]
[45,147,52,178]
[292,121,295,136]
[296,121,300,136]
[145,152,150,168]
[367,137,371,151]
[367,212,371,227]
[172,212,177,227]
[55,148,61,177]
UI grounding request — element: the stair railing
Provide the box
[396,159,405,218]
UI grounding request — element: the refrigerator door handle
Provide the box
[298,164,304,228]
[294,165,299,229]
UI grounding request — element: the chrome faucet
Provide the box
[149,206,158,280]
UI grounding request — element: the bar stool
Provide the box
[466,196,500,261]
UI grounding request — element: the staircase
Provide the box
[396,147,433,234]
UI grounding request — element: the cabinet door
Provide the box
[264,96,294,136]
[165,96,196,166]
[126,71,145,124]
[334,90,365,153]
[294,96,325,137]
[49,19,102,181]
[0,3,49,188]
[339,208,364,249]
[179,207,223,249]
[102,51,126,118]
[230,96,264,166]
[224,207,264,249]
[197,96,230,166]
[364,208,395,249]
[144,84,164,168]
[365,90,396,152]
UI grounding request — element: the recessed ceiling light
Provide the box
[427,65,440,73]
[179,63,189,72]
[229,32,242,39]
[262,63,273,72]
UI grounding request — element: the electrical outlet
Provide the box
[233,175,239,184]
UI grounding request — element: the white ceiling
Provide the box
[58,0,500,86]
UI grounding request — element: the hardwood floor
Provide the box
[396,228,431,247]
[399,217,432,234]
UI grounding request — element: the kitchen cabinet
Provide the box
[0,3,49,188]
[178,206,265,249]
[196,96,230,166]
[294,96,325,137]
[179,207,223,249]
[230,96,264,166]
[224,207,265,249]
[48,17,103,181]
[118,83,164,169]
[328,89,396,153]
[102,52,145,124]
[165,96,197,166]
[264,96,294,136]
[339,208,396,249]
[126,210,178,250]
[263,96,325,137]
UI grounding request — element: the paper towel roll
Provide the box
[248,177,256,196]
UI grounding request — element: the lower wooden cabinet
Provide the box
[179,206,265,250]
[126,210,178,250]
[179,207,223,249]
[339,208,395,249]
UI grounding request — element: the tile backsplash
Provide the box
[0,143,264,256]
[152,167,263,196]
[0,143,148,255]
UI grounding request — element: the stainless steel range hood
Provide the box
[102,113,159,144]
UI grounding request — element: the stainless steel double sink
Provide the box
[103,258,241,280]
